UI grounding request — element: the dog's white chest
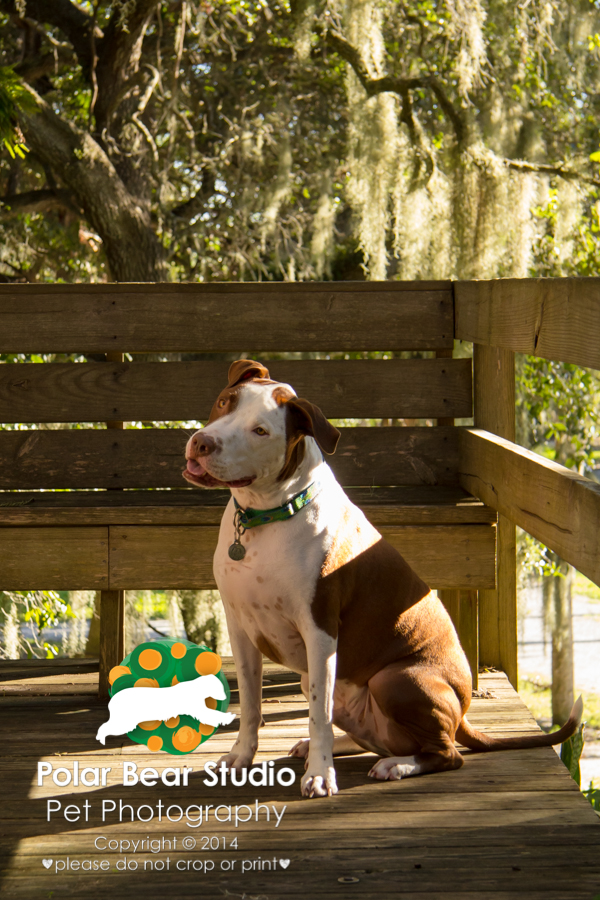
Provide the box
[214,501,328,672]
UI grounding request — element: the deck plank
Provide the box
[0,663,598,899]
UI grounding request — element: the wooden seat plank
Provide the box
[0,358,472,423]
[0,486,497,526]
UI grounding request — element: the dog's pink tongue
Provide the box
[186,459,206,476]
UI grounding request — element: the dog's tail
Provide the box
[456,695,583,752]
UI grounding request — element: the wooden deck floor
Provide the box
[1,659,600,899]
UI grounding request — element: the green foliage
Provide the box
[582,782,600,812]
[0,67,36,158]
[22,591,72,636]
[519,678,600,731]
[560,722,585,786]
[0,589,74,659]
[517,357,599,472]
[515,354,599,581]
[2,1,600,281]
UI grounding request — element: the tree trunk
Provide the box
[85,593,101,657]
[543,553,575,726]
[18,89,168,283]
[177,590,229,654]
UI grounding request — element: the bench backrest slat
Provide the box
[0,284,453,352]
[0,426,459,490]
[0,359,472,423]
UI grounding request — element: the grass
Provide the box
[518,676,600,731]
[574,572,600,601]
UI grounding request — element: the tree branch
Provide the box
[0,0,102,78]
[1,0,160,132]
[93,0,161,133]
[502,157,600,187]
[0,189,81,217]
[325,29,421,96]
[171,172,217,222]
[397,85,435,187]
[15,85,167,281]
[14,47,76,84]
[325,28,466,145]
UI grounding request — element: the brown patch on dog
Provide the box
[207,385,242,424]
[255,634,283,665]
[273,388,340,474]
[312,516,442,686]
[273,386,341,482]
[207,359,278,424]
[270,386,304,482]
[227,359,271,386]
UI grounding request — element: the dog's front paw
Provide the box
[218,742,256,773]
[301,767,338,798]
[288,738,310,759]
[368,756,421,780]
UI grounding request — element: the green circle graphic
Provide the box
[108,638,230,755]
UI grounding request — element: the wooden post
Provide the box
[473,343,518,688]
[99,351,126,699]
[99,590,125,699]
[436,348,478,687]
[438,589,479,688]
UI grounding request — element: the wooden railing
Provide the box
[455,277,600,687]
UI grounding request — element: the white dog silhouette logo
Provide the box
[100,639,235,754]
[97,674,236,745]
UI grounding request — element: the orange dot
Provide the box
[139,720,161,731]
[171,642,187,659]
[198,722,215,736]
[134,677,159,688]
[147,735,163,752]
[138,648,162,670]
[165,716,180,729]
[171,675,179,686]
[172,726,203,752]
[194,651,221,676]
[108,665,131,684]
[206,697,217,710]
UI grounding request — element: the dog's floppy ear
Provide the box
[286,397,340,455]
[227,359,270,387]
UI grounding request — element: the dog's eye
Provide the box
[253,426,268,436]
[218,399,227,408]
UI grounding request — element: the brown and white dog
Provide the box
[183,359,582,798]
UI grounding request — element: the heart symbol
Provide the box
[42,859,53,869]
[279,859,290,869]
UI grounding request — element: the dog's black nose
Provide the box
[191,433,217,457]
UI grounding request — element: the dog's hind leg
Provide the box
[366,662,467,781]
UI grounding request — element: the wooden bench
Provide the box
[0,280,505,696]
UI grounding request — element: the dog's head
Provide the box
[183,359,340,490]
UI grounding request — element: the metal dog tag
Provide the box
[228,542,246,561]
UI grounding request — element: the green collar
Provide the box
[233,480,322,529]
